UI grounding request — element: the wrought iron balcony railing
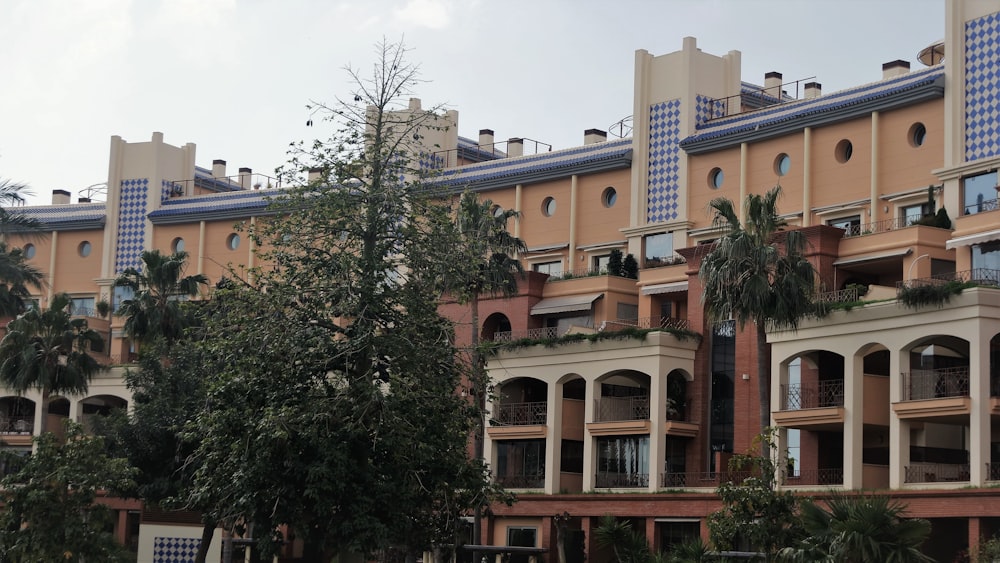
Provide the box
[492,327,559,342]
[897,268,1000,290]
[661,470,754,488]
[596,472,648,488]
[594,396,650,422]
[599,316,690,332]
[0,416,33,434]
[902,367,970,401]
[491,401,547,426]
[782,467,844,486]
[904,463,970,483]
[780,381,845,410]
[495,473,545,489]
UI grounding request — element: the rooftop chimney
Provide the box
[78,197,91,203]
[239,167,252,190]
[804,82,822,99]
[409,98,422,110]
[213,159,227,178]
[584,128,607,145]
[764,71,783,98]
[479,128,495,152]
[52,189,71,205]
[507,138,524,158]
[308,167,323,183]
[882,59,910,79]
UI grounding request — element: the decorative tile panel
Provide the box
[647,99,682,223]
[695,94,726,125]
[162,179,183,201]
[153,536,200,563]
[965,11,1000,161]
[115,178,148,274]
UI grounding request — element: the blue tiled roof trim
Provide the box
[433,138,633,192]
[149,188,289,224]
[17,203,106,231]
[681,67,944,154]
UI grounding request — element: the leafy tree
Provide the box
[707,431,801,561]
[594,515,654,563]
[607,249,624,276]
[0,421,136,562]
[100,338,217,563]
[0,292,104,433]
[113,249,208,345]
[184,39,507,562]
[779,494,932,562]
[699,185,817,431]
[623,253,639,280]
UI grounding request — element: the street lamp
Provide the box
[907,253,931,282]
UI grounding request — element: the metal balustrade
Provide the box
[902,367,969,400]
[780,381,845,410]
[494,473,545,489]
[595,472,648,488]
[491,402,547,426]
[904,463,970,483]
[492,327,559,342]
[897,268,1000,290]
[782,468,843,486]
[661,471,754,488]
[987,463,1000,481]
[599,316,690,332]
[594,396,650,422]
[815,286,860,304]
[0,416,33,434]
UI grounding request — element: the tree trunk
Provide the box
[755,320,770,437]
[194,518,216,563]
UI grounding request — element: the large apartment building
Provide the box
[3,0,999,561]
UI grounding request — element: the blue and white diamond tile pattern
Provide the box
[965,11,1000,162]
[153,536,201,563]
[115,178,149,274]
[695,94,726,125]
[418,151,445,171]
[647,99,682,224]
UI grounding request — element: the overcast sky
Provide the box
[0,0,945,206]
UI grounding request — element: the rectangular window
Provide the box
[69,297,96,317]
[787,429,801,477]
[593,254,610,273]
[495,440,545,488]
[616,303,639,321]
[901,203,931,226]
[507,527,538,563]
[827,215,861,236]
[533,261,562,277]
[973,241,1000,270]
[963,171,999,215]
[560,440,584,473]
[644,233,673,266]
[596,435,649,487]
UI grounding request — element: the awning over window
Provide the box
[946,229,1000,250]
[641,281,688,295]
[530,293,603,316]
[833,249,911,267]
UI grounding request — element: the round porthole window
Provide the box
[23,244,35,260]
[172,237,185,253]
[542,197,556,217]
[226,233,241,251]
[602,187,617,208]
[709,168,724,189]
[78,241,92,258]
[835,139,853,163]
[909,123,927,147]
[774,154,791,176]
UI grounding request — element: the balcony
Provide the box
[599,316,690,332]
[902,367,969,400]
[661,470,754,489]
[594,396,649,422]
[595,472,648,488]
[773,381,846,429]
[495,473,544,489]
[492,402,547,426]
[986,462,1000,481]
[492,327,558,342]
[897,269,1000,292]
[904,463,970,483]
[0,416,33,435]
[782,467,844,486]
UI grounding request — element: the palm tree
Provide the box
[780,495,932,562]
[0,179,42,235]
[0,242,43,318]
[448,190,527,549]
[113,250,208,345]
[0,292,105,434]
[699,185,817,431]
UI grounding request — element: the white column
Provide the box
[648,369,666,491]
[969,323,991,485]
[843,353,865,489]
[568,176,578,271]
[889,346,910,488]
[582,377,598,491]
[544,381,563,494]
